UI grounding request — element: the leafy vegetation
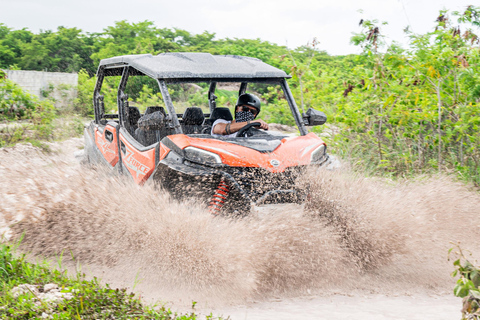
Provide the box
[0,243,221,319]
[0,69,56,147]
[450,243,480,319]
[327,7,480,186]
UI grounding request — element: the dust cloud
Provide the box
[1,139,479,308]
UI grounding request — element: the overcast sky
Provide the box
[0,0,475,55]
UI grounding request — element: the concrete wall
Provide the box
[4,70,78,109]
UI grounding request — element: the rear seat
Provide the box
[125,106,141,136]
[135,106,169,146]
[144,106,165,115]
[181,107,204,134]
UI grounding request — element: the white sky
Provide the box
[0,0,475,55]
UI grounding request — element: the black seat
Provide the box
[135,107,169,146]
[203,107,233,134]
[137,111,165,130]
[144,106,166,116]
[182,107,204,134]
[208,107,233,124]
[125,106,141,136]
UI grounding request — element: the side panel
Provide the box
[84,123,104,165]
[119,131,156,185]
[94,123,119,167]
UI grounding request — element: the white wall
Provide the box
[4,70,78,109]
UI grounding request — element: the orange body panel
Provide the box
[119,135,156,185]
[159,143,170,161]
[95,125,119,167]
[168,132,325,173]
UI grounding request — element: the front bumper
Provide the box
[154,152,329,205]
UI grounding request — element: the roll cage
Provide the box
[93,53,319,140]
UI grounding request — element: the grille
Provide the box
[223,166,304,201]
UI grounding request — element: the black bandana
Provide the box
[235,110,255,123]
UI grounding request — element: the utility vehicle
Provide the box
[83,53,328,214]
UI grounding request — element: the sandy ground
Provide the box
[211,294,460,320]
[1,138,477,320]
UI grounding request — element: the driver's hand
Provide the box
[253,119,269,130]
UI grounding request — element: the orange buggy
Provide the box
[83,53,328,215]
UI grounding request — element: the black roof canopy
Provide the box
[98,52,290,80]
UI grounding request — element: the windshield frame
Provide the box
[93,65,308,136]
[157,78,308,136]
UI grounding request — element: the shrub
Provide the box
[0,72,56,146]
[450,244,480,319]
[0,244,213,319]
[73,69,96,116]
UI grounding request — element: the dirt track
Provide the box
[214,294,460,319]
[1,138,479,319]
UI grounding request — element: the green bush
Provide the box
[450,244,480,319]
[0,72,39,121]
[0,73,56,147]
[73,69,96,116]
[284,7,480,186]
[0,244,220,319]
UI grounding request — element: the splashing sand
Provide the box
[1,139,479,313]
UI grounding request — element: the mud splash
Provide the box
[1,139,479,307]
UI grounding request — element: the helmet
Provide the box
[236,93,261,115]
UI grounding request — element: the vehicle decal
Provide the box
[119,135,156,185]
[94,127,119,167]
[99,139,116,155]
[123,145,151,178]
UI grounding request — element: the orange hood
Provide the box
[167,133,326,173]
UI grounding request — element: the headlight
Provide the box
[184,147,222,165]
[310,145,327,163]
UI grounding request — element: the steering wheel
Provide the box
[236,122,262,137]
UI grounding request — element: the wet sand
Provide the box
[213,294,460,320]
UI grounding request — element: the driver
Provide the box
[211,93,269,137]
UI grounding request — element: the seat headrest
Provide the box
[182,107,204,125]
[210,107,233,121]
[127,106,141,124]
[145,106,166,116]
[137,111,165,130]
[128,106,141,116]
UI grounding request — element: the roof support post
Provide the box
[239,82,248,96]
[208,82,217,113]
[117,66,130,127]
[280,79,308,136]
[93,65,106,124]
[158,80,182,134]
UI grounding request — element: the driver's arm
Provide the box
[213,119,269,135]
